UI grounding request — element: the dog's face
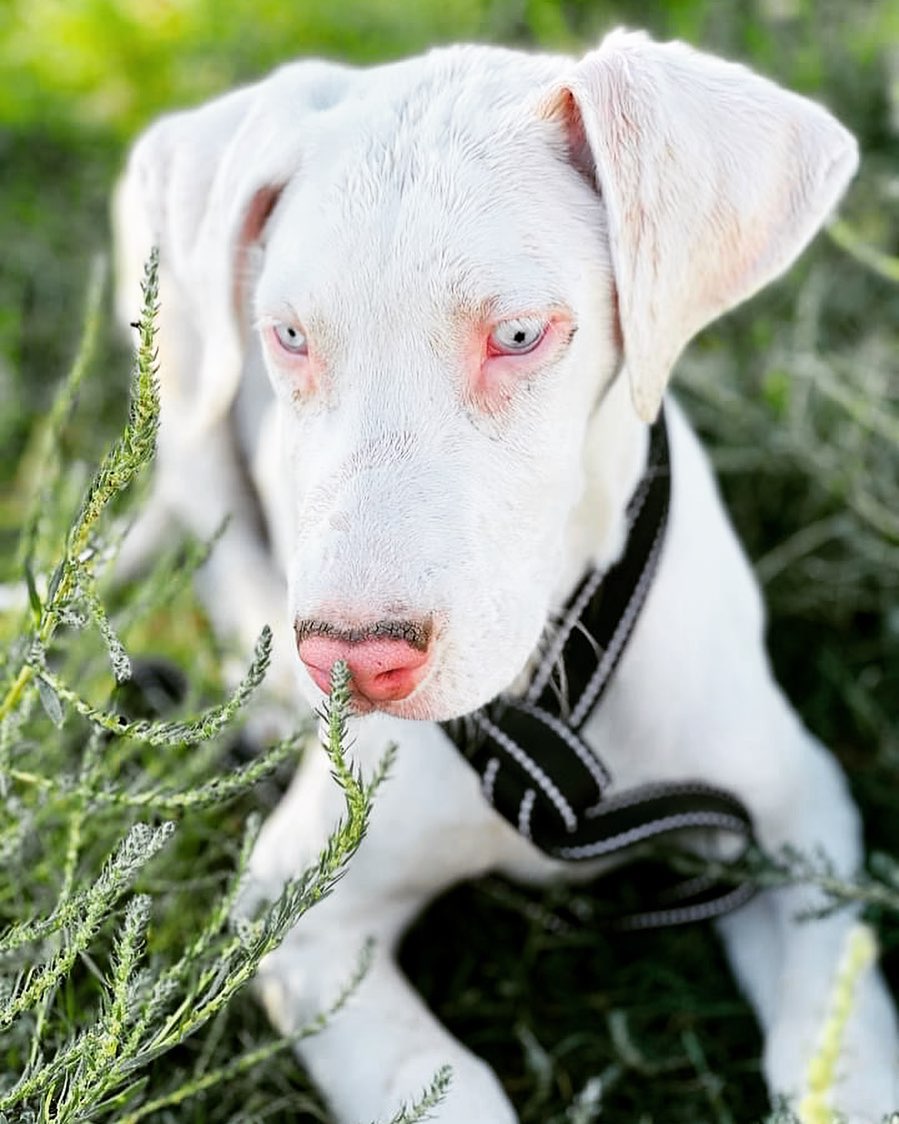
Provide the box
[126,34,857,720]
[254,58,619,720]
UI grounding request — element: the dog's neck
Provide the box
[556,370,651,610]
[509,371,650,699]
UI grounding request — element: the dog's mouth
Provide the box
[314,666,451,722]
[343,691,440,721]
[302,643,509,725]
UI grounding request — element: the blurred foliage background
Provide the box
[1,1,898,1121]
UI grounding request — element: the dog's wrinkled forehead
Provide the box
[302,46,570,183]
[257,49,600,319]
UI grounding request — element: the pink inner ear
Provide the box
[241,184,284,245]
[538,88,622,351]
[232,183,286,325]
[541,87,596,191]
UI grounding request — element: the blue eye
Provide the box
[272,321,308,355]
[488,318,547,356]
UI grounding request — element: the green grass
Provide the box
[1,1,898,1121]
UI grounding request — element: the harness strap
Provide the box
[442,412,756,929]
[526,416,671,725]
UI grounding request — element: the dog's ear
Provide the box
[540,30,858,422]
[115,62,352,430]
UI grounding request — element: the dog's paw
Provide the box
[385,1049,518,1124]
[827,1086,899,1124]
[765,1015,899,1124]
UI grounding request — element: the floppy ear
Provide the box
[541,30,858,422]
[114,61,353,431]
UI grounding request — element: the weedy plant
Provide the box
[0,252,449,1123]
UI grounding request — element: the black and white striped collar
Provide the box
[443,410,756,929]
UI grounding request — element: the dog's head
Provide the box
[124,33,857,720]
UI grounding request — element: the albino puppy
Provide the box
[114,30,899,1122]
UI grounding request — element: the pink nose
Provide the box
[297,632,430,703]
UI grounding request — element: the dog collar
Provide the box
[443,410,756,929]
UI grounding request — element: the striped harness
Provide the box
[442,412,756,929]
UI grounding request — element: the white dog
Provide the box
[114,30,899,1121]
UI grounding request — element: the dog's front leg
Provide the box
[260,937,516,1124]
[714,703,899,1120]
[240,716,524,1124]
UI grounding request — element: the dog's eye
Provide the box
[487,318,546,357]
[272,321,308,355]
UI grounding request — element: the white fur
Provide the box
[113,32,898,1121]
